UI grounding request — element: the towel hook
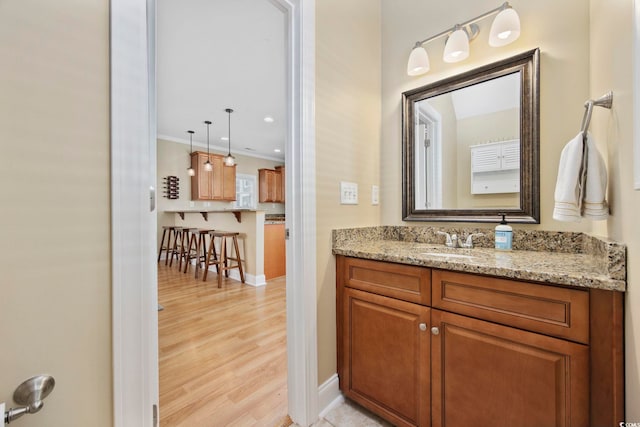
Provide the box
[580,91,613,134]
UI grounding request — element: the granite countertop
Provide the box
[332,226,626,292]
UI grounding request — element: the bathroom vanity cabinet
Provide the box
[336,255,623,427]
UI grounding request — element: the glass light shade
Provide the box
[187,167,195,176]
[489,8,521,47]
[224,154,235,167]
[443,29,469,63]
[204,160,213,171]
[407,45,430,76]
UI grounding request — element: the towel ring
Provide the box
[580,91,613,134]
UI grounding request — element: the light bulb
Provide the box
[187,167,195,176]
[204,160,213,172]
[224,155,235,167]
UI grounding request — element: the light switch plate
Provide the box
[371,185,379,205]
[340,181,358,205]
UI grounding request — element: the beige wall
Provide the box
[0,1,112,426]
[316,0,382,383]
[457,109,520,208]
[589,0,639,419]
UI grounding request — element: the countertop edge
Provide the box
[332,247,626,293]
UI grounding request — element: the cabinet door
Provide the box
[274,169,283,202]
[222,164,236,201]
[431,309,589,427]
[264,223,285,279]
[191,152,212,200]
[471,144,501,172]
[210,156,224,199]
[501,140,520,170]
[342,288,430,427]
[276,165,285,203]
[258,169,274,202]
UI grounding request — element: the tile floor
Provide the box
[293,399,393,427]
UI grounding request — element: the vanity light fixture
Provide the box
[407,1,521,76]
[204,120,213,172]
[223,108,236,167]
[186,130,196,176]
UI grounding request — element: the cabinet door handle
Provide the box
[419,323,427,331]
[431,327,440,335]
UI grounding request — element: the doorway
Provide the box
[110,0,317,425]
[155,0,291,423]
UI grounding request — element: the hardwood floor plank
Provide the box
[158,264,288,426]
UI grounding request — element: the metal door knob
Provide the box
[431,327,440,335]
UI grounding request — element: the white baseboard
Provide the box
[228,269,266,287]
[317,373,343,419]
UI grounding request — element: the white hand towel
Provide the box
[553,132,585,222]
[582,132,609,220]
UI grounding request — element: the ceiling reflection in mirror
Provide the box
[403,48,539,223]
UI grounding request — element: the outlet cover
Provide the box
[371,185,379,205]
[340,181,358,205]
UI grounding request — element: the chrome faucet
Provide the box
[437,231,484,248]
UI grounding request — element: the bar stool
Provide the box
[168,227,184,267]
[203,231,245,288]
[183,229,214,278]
[177,228,198,272]
[157,225,177,264]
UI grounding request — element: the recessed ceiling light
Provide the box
[264,116,275,123]
[274,149,281,153]
[221,137,229,141]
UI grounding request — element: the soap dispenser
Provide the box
[495,214,513,251]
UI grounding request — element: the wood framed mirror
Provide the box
[402,48,540,223]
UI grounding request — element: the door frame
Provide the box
[110,0,318,425]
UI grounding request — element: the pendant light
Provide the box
[223,108,236,167]
[186,130,195,176]
[203,120,213,172]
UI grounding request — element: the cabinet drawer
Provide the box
[340,257,431,305]
[432,270,589,344]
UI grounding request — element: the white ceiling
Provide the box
[157,0,286,161]
[451,72,520,120]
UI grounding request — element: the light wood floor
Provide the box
[158,263,288,426]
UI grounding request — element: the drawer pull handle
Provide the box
[431,327,440,335]
[419,323,427,331]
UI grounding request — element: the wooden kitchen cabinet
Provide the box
[258,166,285,203]
[190,151,236,201]
[264,223,286,280]
[336,255,623,427]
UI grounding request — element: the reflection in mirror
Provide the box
[403,48,539,223]
[414,72,520,210]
